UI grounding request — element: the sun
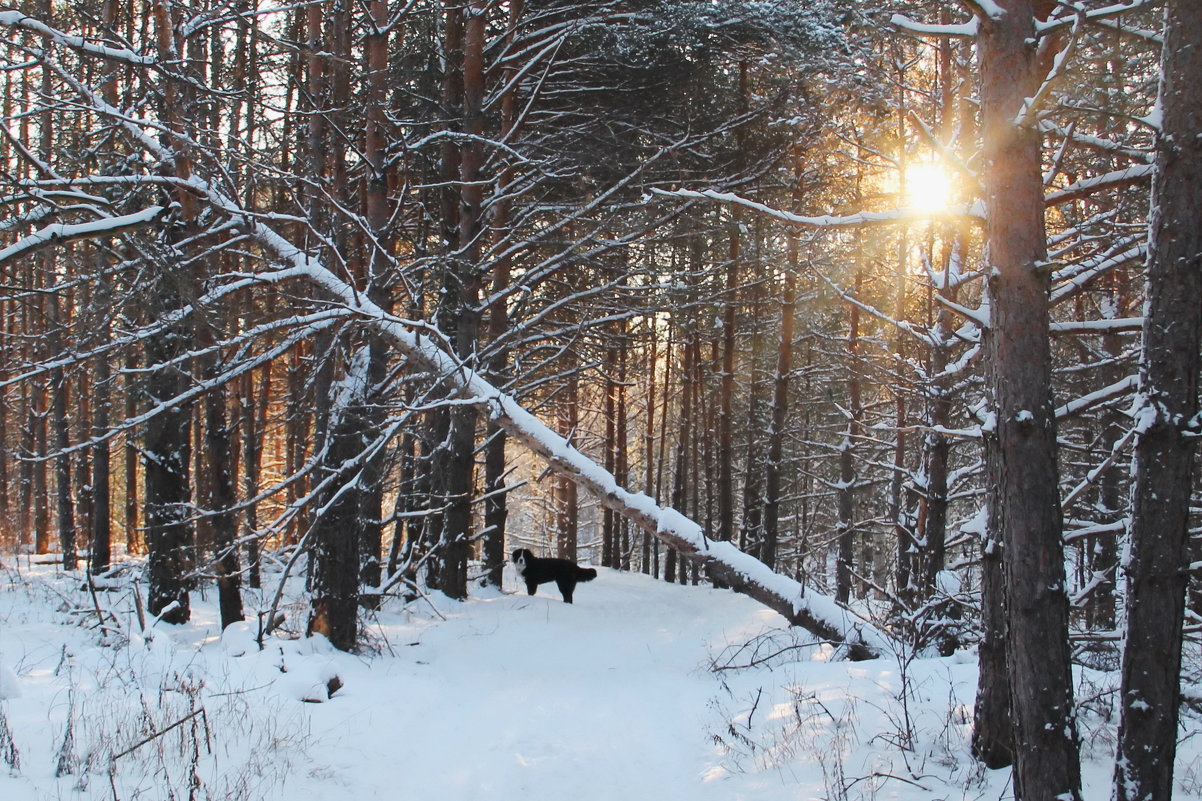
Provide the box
[902,161,956,214]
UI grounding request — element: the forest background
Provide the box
[0,2,1198,800]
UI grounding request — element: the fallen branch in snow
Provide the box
[110,707,208,762]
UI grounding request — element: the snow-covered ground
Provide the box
[0,554,1198,800]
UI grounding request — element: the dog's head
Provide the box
[511,548,532,575]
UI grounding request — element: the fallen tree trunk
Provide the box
[245,224,889,660]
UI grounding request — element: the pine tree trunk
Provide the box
[203,366,243,631]
[142,311,193,625]
[238,367,263,590]
[616,330,630,570]
[1113,3,1202,798]
[972,422,1013,767]
[979,3,1080,797]
[835,272,861,605]
[142,0,199,625]
[717,215,739,548]
[918,237,958,654]
[49,294,76,570]
[603,346,618,568]
[73,365,93,566]
[479,0,523,589]
[667,323,697,584]
[640,327,658,574]
[123,352,140,553]
[556,371,580,563]
[307,362,365,651]
[739,265,764,557]
[761,235,797,570]
[427,0,485,600]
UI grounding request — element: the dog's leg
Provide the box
[557,578,575,604]
[525,579,538,596]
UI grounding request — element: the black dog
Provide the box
[511,548,597,604]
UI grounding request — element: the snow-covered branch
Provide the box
[0,10,157,65]
[889,13,978,38]
[1044,164,1153,208]
[0,206,166,268]
[651,188,983,229]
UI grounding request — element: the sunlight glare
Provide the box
[902,162,955,214]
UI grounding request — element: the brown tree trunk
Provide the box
[238,367,263,589]
[836,271,862,605]
[667,323,697,584]
[616,328,630,570]
[123,351,140,554]
[1113,3,1202,798]
[602,345,618,568]
[556,372,580,563]
[89,298,111,576]
[427,0,485,599]
[49,293,77,570]
[717,213,739,549]
[972,415,1013,767]
[203,358,243,630]
[640,326,658,574]
[739,257,765,557]
[761,234,797,570]
[143,0,199,625]
[480,0,524,588]
[916,236,959,654]
[979,3,1080,797]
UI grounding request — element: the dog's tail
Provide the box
[577,566,598,582]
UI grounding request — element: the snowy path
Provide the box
[4,558,1170,801]
[298,569,784,800]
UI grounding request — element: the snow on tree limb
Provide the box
[651,188,983,228]
[1044,164,1153,208]
[0,206,166,267]
[0,10,157,65]
[890,13,979,38]
[963,0,1007,21]
[895,1,1161,43]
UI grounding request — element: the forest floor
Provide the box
[1,554,1199,801]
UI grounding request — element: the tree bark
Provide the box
[717,212,739,550]
[479,0,524,589]
[49,294,77,570]
[972,380,1013,767]
[979,2,1080,798]
[836,270,862,605]
[123,351,140,553]
[556,370,580,563]
[89,307,112,575]
[142,313,193,624]
[668,322,697,584]
[143,0,199,624]
[761,235,797,570]
[203,361,243,630]
[307,347,372,651]
[427,0,486,600]
[1113,3,1202,798]
[238,367,263,589]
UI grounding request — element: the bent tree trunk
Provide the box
[259,242,890,659]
